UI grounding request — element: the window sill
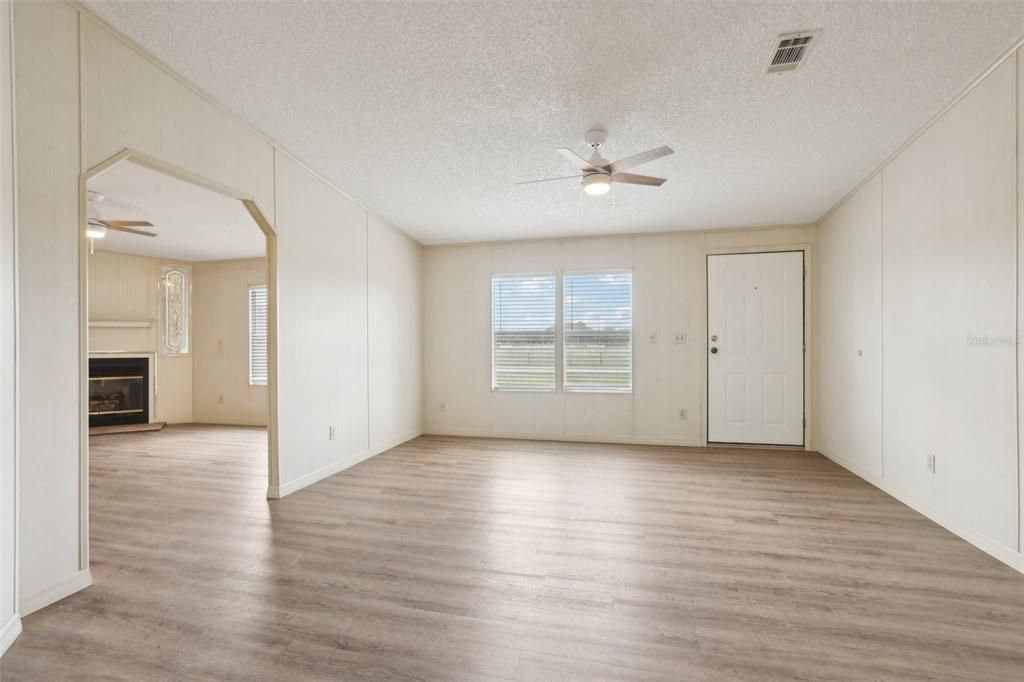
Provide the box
[491,387,557,393]
[563,389,633,395]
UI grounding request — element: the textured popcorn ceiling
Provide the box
[84,1,1024,245]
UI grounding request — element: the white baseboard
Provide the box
[0,613,21,657]
[192,417,268,427]
[424,427,705,448]
[20,569,93,617]
[273,430,422,498]
[818,447,1024,574]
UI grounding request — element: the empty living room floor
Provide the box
[3,426,1022,681]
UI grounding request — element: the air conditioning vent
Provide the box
[765,31,819,74]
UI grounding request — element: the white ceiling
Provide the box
[84,1,1024,245]
[88,160,266,262]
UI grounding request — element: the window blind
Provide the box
[563,272,632,392]
[249,286,268,386]
[492,275,556,390]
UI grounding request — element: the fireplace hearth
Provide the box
[88,357,150,428]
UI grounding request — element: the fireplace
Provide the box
[88,357,150,428]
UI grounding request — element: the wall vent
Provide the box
[765,31,819,74]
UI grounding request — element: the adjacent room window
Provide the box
[491,275,556,391]
[563,271,633,392]
[249,286,268,386]
[160,266,190,355]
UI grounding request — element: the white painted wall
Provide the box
[813,174,883,480]
[0,0,19,655]
[368,215,423,452]
[424,226,813,444]
[274,150,369,491]
[192,258,268,426]
[815,52,1023,571]
[14,0,85,616]
[13,2,423,616]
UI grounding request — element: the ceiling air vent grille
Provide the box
[765,31,819,74]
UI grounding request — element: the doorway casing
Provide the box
[698,243,813,450]
[78,148,280,571]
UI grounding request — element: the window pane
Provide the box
[563,272,632,392]
[492,275,556,391]
[249,286,268,386]
[161,266,189,355]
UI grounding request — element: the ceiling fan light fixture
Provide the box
[86,224,107,239]
[582,173,611,196]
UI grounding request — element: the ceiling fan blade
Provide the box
[611,172,667,187]
[101,220,154,228]
[515,174,584,186]
[604,145,674,173]
[106,225,158,237]
[555,147,595,171]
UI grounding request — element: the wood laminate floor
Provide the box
[3,425,1023,681]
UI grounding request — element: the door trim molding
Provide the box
[79,149,280,580]
[701,246,813,449]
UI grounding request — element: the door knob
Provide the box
[710,347,718,354]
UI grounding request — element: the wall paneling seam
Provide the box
[75,8,88,572]
[7,0,18,620]
[1011,49,1019,552]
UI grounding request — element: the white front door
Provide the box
[707,251,804,445]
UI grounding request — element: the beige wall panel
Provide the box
[13,0,82,603]
[88,251,155,321]
[155,356,192,424]
[87,251,157,352]
[704,225,813,251]
[88,327,153,354]
[192,258,268,426]
[274,151,369,488]
[367,215,422,449]
[814,175,883,479]
[423,245,493,434]
[79,17,275,223]
[881,57,1018,550]
[632,233,704,443]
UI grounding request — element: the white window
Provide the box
[563,271,632,392]
[491,275,556,391]
[249,286,268,386]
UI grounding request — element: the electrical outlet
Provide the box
[926,453,936,473]
[674,333,687,344]
[679,408,688,420]
[217,395,224,404]
[648,332,657,344]
[329,426,336,440]
[439,401,447,413]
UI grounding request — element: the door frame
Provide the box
[700,244,813,450]
[78,148,280,571]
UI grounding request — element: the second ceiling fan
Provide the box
[86,190,157,239]
[517,129,674,196]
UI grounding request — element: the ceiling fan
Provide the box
[517,129,674,196]
[86,190,157,239]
